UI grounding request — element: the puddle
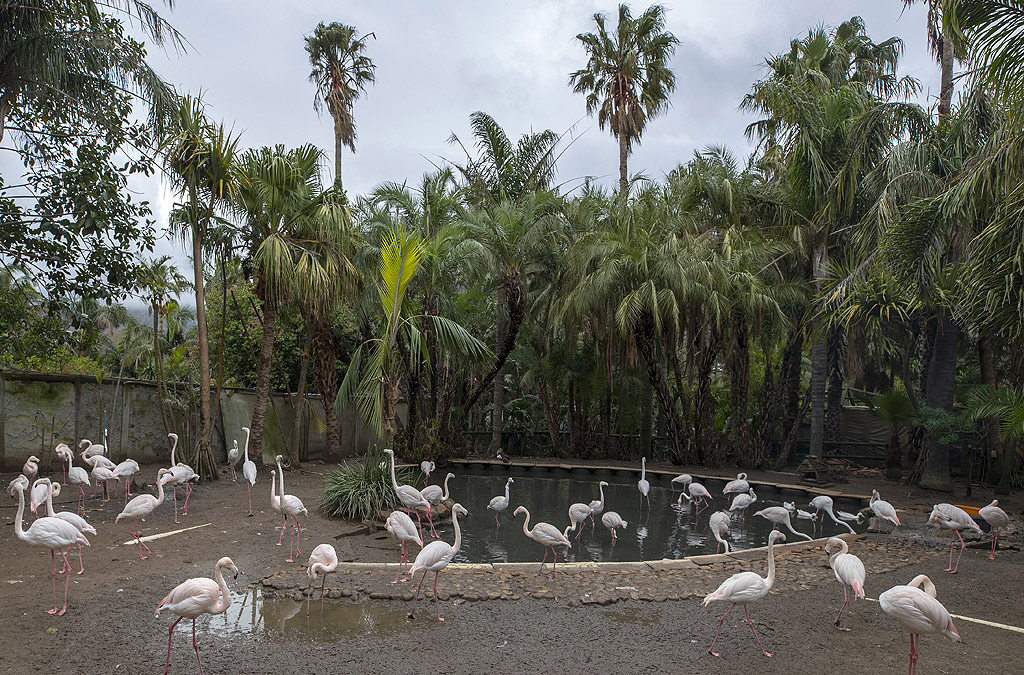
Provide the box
[603,606,662,626]
[207,589,413,638]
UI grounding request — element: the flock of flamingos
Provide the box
[6,427,1013,674]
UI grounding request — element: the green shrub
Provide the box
[319,446,416,521]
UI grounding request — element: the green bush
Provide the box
[319,446,416,521]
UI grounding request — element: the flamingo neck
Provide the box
[270,471,277,500]
[598,483,605,506]
[641,458,646,480]
[45,482,56,516]
[13,488,28,542]
[504,480,511,500]
[387,452,400,492]
[211,562,232,614]
[766,535,778,588]
[243,429,251,463]
[441,473,452,500]
[828,539,848,566]
[451,509,464,554]
[519,509,532,537]
[276,458,286,498]
[170,437,177,466]
[154,478,166,507]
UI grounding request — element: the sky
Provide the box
[16,1,943,309]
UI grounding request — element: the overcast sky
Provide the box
[30,1,946,308]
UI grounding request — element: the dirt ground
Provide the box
[0,457,1020,674]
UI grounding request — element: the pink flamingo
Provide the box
[565,501,592,542]
[601,511,628,542]
[723,472,750,495]
[979,500,1009,560]
[84,454,114,503]
[65,452,91,516]
[11,480,89,615]
[824,537,866,631]
[241,427,256,516]
[681,482,713,514]
[514,506,572,578]
[754,506,812,540]
[385,510,423,583]
[227,439,241,482]
[728,488,757,517]
[870,489,900,545]
[305,544,339,616]
[43,480,96,575]
[30,477,50,518]
[709,510,731,553]
[54,443,73,482]
[703,530,786,658]
[587,480,609,529]
[637,457,651,510]
[78,438,106,460]
[421,472,455,538]
[408,503,467,621]
[926,503,982,574]
[23,455,40,481]
[383,448,433,538]
[156,556,239,675]
[810,495,855,537]
[112,458,140,505]
[486,477,514,526]
[671,474,693,492]
[165,433,198,522]
[879,574,960,675]
[115,469,172,560]
[274,455,307,562]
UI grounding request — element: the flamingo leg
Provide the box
[183,482,193,516]
[172,486,180,524]
[305,579,313,616]
[744,606,772,657]
[835,587,851,631]
[537,547,549,575]
[550,546,559,579]
[409,570,428,619]
[494,512,500,527]
[277,515,287,546]
[950,530,966,574]
[246,484,253,516]
[163,616,183,675]
[320,574,327,616]
[909,633,917,675]
[990,531,998,560]
[426,509,437,538]
[47,549,58,614]
[78,486,85,516]
[410,508,425,540]
[294,518,302,557]
[708,603,735,656]
[134,518,151,559]
[230,466,237,482]
[393,543,404,584]
[192,617,204,675]
[286,520,296,563]
[433,571,445,621]
[76,542,85,575]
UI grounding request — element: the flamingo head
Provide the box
[167,433,177,441]
[823,537,844,555]
[78,439,89,449]
[507,478,514,485]
[768,530,787,545]
[219,556,239,580]
[753,509,765,517]
[600,481,609,487]
[8,474,29,496]
[452,504,468,518]
[513,506,526,517]
[275,455,284,464]
[383,448,394,456]
[51,482,62,497]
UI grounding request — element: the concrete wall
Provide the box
[0,371,395,471]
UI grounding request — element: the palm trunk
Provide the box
[635,319,686,463]
[638,378,654,459]
[694,326,720,465]
[249,295,279,464]
[729,316,750,462]
[312,319,340,458]
[191,220,216,479]
[287,317,311,466]
[618,132,629,196]
[537,377,561,456]
[977,333,1002,481]
[753,352,776,467]
[488,284,508,455]
[809,242,829,459]
[938,36,954,122]
[825,326,845,441]
[919,310,958,491]
[152,306,171,436]
[334,118,344,189]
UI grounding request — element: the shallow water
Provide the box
[416,468,864,564]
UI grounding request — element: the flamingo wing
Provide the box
[703,572,768,606]
[156,578,221,619]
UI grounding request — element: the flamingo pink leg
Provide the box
[432,570,444,621]
[192,617,205,675]
[320,574,327,616]
[276,515,287,546]
[163,616,183,675]
[909,633,918,675]
[182,483,193,516]
[409,569,428,619]
[75,542,85,575]
[426,509,438,538]
[294,518,302,557]
[132,518,151,560]
[537,547,549,575]
[171,487,180,524]
[947,530,966,573]
[47,549,72,616]
[550,546,559,579]
[990,531,999,560]
[246,484,253,516]
[708,603,735,656]
[835,586,851,630]
[230,466,237,482]
[744,606,772,657]
[78,486,86,516]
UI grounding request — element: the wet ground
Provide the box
[0,458,1020,674]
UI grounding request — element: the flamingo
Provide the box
[671,474,692,492]
[116,470,173,560]
[421,472,454,508]
[824,537,866,631]
[305,543,339,616]
[43,480,96,575]
[878,574,960,675]
[681,482,713,514]
[723,472,750,495]
[383,449,433,538]
[810,495,855,537]
[156,556,239,675]
[112,458,140,505]
[408,503,468,621]
[7,474,29,497]
[78,438,105,459]
[709,511,732,553]
[783,501,815,520]
[601,511,628,542]
[420,460,435,484]
[514,506,571,578]
[637,457,650,510]
[23,455,40,481]
[978,500,1009,560]
[63,453,90,516]
[870,489,900,545]
[84,455,114,503]
[926,503,983,574]
[588,480,609,529]
[728,488,757,516]
[55,443,73,482]
[227,439,241,482]
[165,433,199,521]
[487,478,514,526]
[385,510,423,583]
[274,455,307,562]
[565,502,592,542]
[11,480,89,616]
[30,477,50,518]
[703,530,786,657]
[753,506,812,541]
[241,426,256,516]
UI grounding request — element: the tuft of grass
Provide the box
[319,447,415,521]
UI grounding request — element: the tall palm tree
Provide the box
[569,3,679,195]
[946,0,1024,105]
[139,256,191,436]
[305,22,376,189]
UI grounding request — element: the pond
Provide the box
[418,467,865,564]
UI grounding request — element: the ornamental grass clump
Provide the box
[319,446,414,521]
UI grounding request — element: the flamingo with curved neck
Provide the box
[487,478,514,526]
[514,505,571,578]
[241,426,256,515]
[638,457,650,510]
[588,480,609,529]
[383,449,432,538]
[825,537,866,630]
[275,455,307,562]
[116,470,172,560]
[408,503,468,621]
[44,480,96,574]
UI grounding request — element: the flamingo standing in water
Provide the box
[680,482,713,514]
[810,495,855,537]
[385,510,423,583]
[754,506,812,541]
[979,500,1009,560]
[227,440,241,482]
[383,449,432,538]
[602,511,628,542]
[671,474,692,493]
[514,506,572,578]
[588,480,609,530]
[564,502,592,543]
[728,488,757,517]
[878,574,960,675]
[165,433,198,522]
[723,472,750,495]
[927,503,982,574]
[241,427,256,516]
[709,511,732,553]
[42,480,96,575]
[869,489,900,545]
[638,457,651,510]
[421,472,454,511]
[703,530,786,657]
[408,503,468,621]
[11,480,89,615]
[156,556,239,675]
[116,470,173,560]
[487,478,514,526]
[305,544,339,616]
[824,537,866,631]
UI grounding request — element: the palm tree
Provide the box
[305,22,376,189]
[946,0,1024,105]
[139,256,191,435]
[901,1,966,121]
[569,3,679,194]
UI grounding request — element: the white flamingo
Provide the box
[84,454,114,503]
[810,495,855,536]
[878,574,960,675]
[637,457,650,510]
[671,474,692,492]
[155,556,239,675]
[783,501,815,520]
[241,426,257,515]
[42,480,96,575]
[274,455,307,562]
[979,500,1009,560]
[112,458,140,505]
[487,477,514,526]
[709,511,732,553]
[383,448,433,538]
[588,480,609,529]
[514,505,572,578]
[869,489,900,545]
[115,469,172,560]
[11,480,89,616]
[703,530,786,658]
[30,477,50,518]
[78,438,105,459]
[421,472,454,506]
[305,543,339,616]
[165,433,198,522]
[602,511,628,542]
[420,460,435,484]
[54,443,73,481]
[227,439,241,482]
[385,510,423,583]
[64,453,90,516]
[22,455,40,481]
[927,503,982,574]
[824,537,866,631]
[408,503,468,621]
[754,506,812,540]
[729,488,757,516]
[723,472,750,495]
[564,501,592,542]
[680,481,713,514]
